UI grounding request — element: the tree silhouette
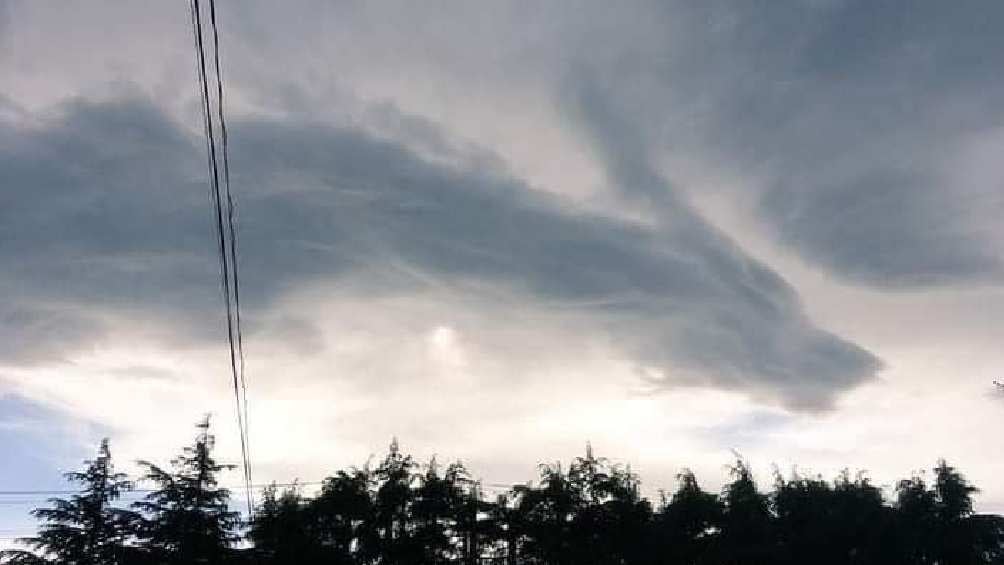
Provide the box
[717,456,772,564]
[651,469,723,564]
[370,437,418,563]
[828,469,893,563]
[567,445,651,564]
[929,460,1003,564]
[132,417,240,564]
[513,445,652,565]
[894,472,939,564]
[6,430,1004,564]
[0,440,137,565]
[516,461,578,565]
[250,483,329,564]
[410,458,461,563]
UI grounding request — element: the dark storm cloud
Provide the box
[563,76,881,409]
[558,0,1004,288]
[545,0,1004,388]
[0,98,225,364]
[747,0,1004,287]
[1,94,879,408]
[764,170,1001,287]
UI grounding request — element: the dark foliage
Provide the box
[4,428,1004,564]
[0,440,138,565]
[131,417,241,565]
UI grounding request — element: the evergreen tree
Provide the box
[929,460,1001,564]
[452,475,490,565]
[10,429,1004,565]
[566,445,651,564]
[828,470,893,564]
[894,472,939,564]
[250,483,325,564]
[516,445,651,565]
[717,456,772,565]
[0,440,137,565]
[653,469,723,564]
[371,437,418,563]
[309,467,377,564]
[482,492,520,565]
[410,459,454,563]
[772,468,833,564]
[412,459,471,563]
[516,461,578,565]
[133,417,240,564]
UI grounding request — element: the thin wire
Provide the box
[207,0,254,515]
[0,482,326,498]
[189,0,253,519]
[0,480,529,499]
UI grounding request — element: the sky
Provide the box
[2,0,1004,539]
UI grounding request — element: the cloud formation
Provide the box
[562,0,1004,287]
[3,0,1004,519]
[1,93,879,409]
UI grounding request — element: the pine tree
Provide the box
[308,468,376,564]
[0,440,137,565]
[894,473,938,563]
[718,456,772,564]
[133,417,240,564]
[930,460,992,564]
[516,461,578,565]
[250,483,326,564]
[411,458,468,563]
[12,429,1004,565]
[371,437,418,563]
[654,469,722,564]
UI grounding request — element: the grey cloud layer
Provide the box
[1,95,879,408]
[293,0,1002,289]
[5,0,1002,291]
[565,76,881,409]
[732,1,1004,286]
[577,0,1004,287]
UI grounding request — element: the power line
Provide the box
[188,0,254,518]
[0,482,323,498]
[0,480,524,500]
[207,0,253,515]
[205,0,254,516]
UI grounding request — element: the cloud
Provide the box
[763,168,1002,287]
[4,1,1002,290]
[0,97,222,363]
[741,0,1004,287]
[0,92,880,409]
[578,0,1004,288]
[561,75,881,409]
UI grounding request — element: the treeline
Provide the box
[2,419,1003,565]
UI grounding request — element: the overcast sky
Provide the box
[2,0,1004,538]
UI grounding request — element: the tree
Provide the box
[371,437,418,563]
[1,440,137,565]
[567,446,651,564]
[133,417,240,564]
[717,456,772,564]
[451,473,490,565]
[894,472,939,564]
[250,483,329,565]
[9,427,1004,565]
[515,444,651,565]
[929,460,1002,564]
[411,459,473,563]
[827,469,893,564]
[652,469,723,564]
[309,467,377,564]
[516,461,579,565]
